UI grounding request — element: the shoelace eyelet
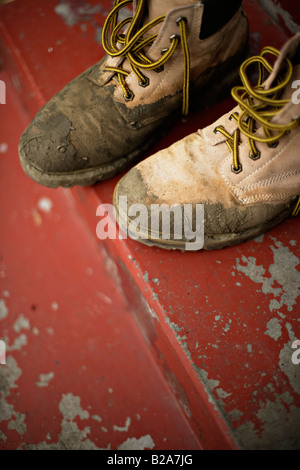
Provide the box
[249,150,261,160]
[176,16,187,26]
[231,164,243,174]
[139,76,149,88]
[169,34,180,42]
[267,141,279,148]
[124,90,135,102]
[229,112,239,121]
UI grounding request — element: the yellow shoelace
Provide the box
[214,46,300,216]
[102,0,190,115]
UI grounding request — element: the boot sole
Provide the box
[113,185,297,251]
[19,40,248,188]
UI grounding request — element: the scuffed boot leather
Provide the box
[18,0,248,188]
[114,34,300,250]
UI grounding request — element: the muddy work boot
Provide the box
[18,0,248,188]
[114,34,300,251]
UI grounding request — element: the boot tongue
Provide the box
[145,0,194,21]
[142,0,194,35]
[264,34,300,90]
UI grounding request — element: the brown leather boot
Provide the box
[114,34,300,250]
[18,0,248,188]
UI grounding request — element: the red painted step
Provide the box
[0,65,201,450]
[1,0,299,450]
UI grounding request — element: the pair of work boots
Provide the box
[18,0,300,250]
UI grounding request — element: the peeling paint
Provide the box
[228,409,243,422]
[113,416,131,432]
[7,334,27,351]
[254,234,265,243]
[13,314,30,333]
[7,412,26,435]
[165,316,183,333]
[36,372,55,388]
[0,299,8,321]
[236,396,300,450]
[0,356,26,437]
[117,434,155,450]
[54,2,106,27]
[23,393,104,450]
[258,0,300,34]
[264,318,282,341]
[216,388,232,399]
[236,239,300,314]
[193,366,220,406]
[92,414,102,422]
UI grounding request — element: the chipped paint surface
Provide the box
[113,417,131,432]
[258,0,300,34]
[1,0,299,451]
[118,435,155,451]
[36,372,55,387]
[0,299,8,321]
[236,239,300,314]
[0,357,26,437]
[265,318,282,340]
[126,229,300,448]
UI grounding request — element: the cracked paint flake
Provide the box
[236,239,300,314]
[59,393,89,421]
[92,414,102,423]
[13,314,30,333]
[264,318,282,341]
[0,299,8,320]
[23,393,104,450]
[36,372,55,388]
[7,412,26,435]
[216,388,232,399]
[258,0,300,34]
[113,416,131,432]
[117,434,155,450]
[0,356,27,437]
[235,395,300,450]
[193,366,220,406]
[7,334,27,351]
[228,409,243,422]
[6,333,28,351]
[54,2,106,27]
[165,316,183,332]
